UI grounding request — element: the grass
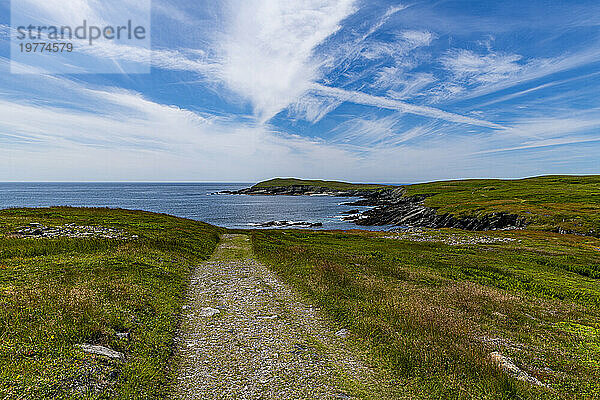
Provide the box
[253,175,600,236]
[403,175,600,236]
[3,174,600,399]
[252,178,391,191]
[251,228,600,399]
[0,207,222,399]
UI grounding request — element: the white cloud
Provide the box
[2,73,598,182]
[426,82,466,103]
[375,70,435,96]
[360,29,434,61]
[153,0,195,25]
[331,114,432,148]
[0,75,363,181]
[5,1,600,182]
[16,0,99,25]
[441,49,523,84]
[437,46,600,101]
[477,136,600,154]
[470,110,600,155]
[0,24,9,39]
[310,84,504,129]
[214,0,357,122]
[13,0,151,28]
[360,4,408,41]
[504,113,600,139]
[399,30,435,47]
[78,43,218,74]
[288,93,344,123]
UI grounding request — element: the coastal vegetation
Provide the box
[0,207,221,399]
[405,175,600,236]
[2,174,600,399]
[250,175,600,236]
[252,178,391,191]
[252,228,600,399]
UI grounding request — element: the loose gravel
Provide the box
[173,234,391,400]
[384,228,518,246]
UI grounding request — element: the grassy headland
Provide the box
[250,175,600,235]
[252,178,391,191]
[405,175,600,236]
[0,207,221,399]
[252,228,600,399]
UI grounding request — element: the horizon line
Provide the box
[0,173,598,185]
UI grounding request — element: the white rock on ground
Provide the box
[198,307,221,317]
[490,351,545,387]
[335,329,350,338]
[76,344,125,360]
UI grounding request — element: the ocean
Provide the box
[0,182,387,230]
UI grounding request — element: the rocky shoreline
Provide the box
[12,223,138,240]
[218,185,378,198]
[224,185,527,231]
[342,190,526,231]
[252,220,323,228]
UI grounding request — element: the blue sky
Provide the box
[1,0,599,182]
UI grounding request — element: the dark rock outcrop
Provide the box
[218,185,377,197]
[225,184,527,231]
[254,220,323,228]
[344,191,526,231]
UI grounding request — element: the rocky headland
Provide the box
[342,189,526,230]
[218,185,377,198]
[223,183,526,231]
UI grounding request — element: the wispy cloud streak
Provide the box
[311,84,504,129]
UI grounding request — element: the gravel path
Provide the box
[173,234,391,400]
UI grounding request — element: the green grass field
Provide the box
[404,175,600,236]
[2,174,600,399]
[0,207,221,399]
[252,228,600,399]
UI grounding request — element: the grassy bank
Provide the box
[404,175,600,236]
[251,175,600,235]
[252,228,600,399]
[0,207,221,399]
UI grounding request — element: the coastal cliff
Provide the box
[342,191,526,230]
[226,175,600,236]
[224,179,527,231]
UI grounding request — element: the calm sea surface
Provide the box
[0,183,388,230]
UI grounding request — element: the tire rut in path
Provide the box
[173,234,389,399]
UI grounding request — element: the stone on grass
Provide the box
[199,307,221,317]
[490,352,545,387]
[335,329,350,338]
[76,344,125,360]
[257,315,278,320]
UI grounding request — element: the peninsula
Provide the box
[228,175,600,236]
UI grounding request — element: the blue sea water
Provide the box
[0,183,387,230]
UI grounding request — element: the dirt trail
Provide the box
[173,234,393,399]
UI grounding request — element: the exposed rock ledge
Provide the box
[12,223,138,240]
[217,185,376,197]
[343,190,526,231]
[252,220,323,228]
[225,185,526,231]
